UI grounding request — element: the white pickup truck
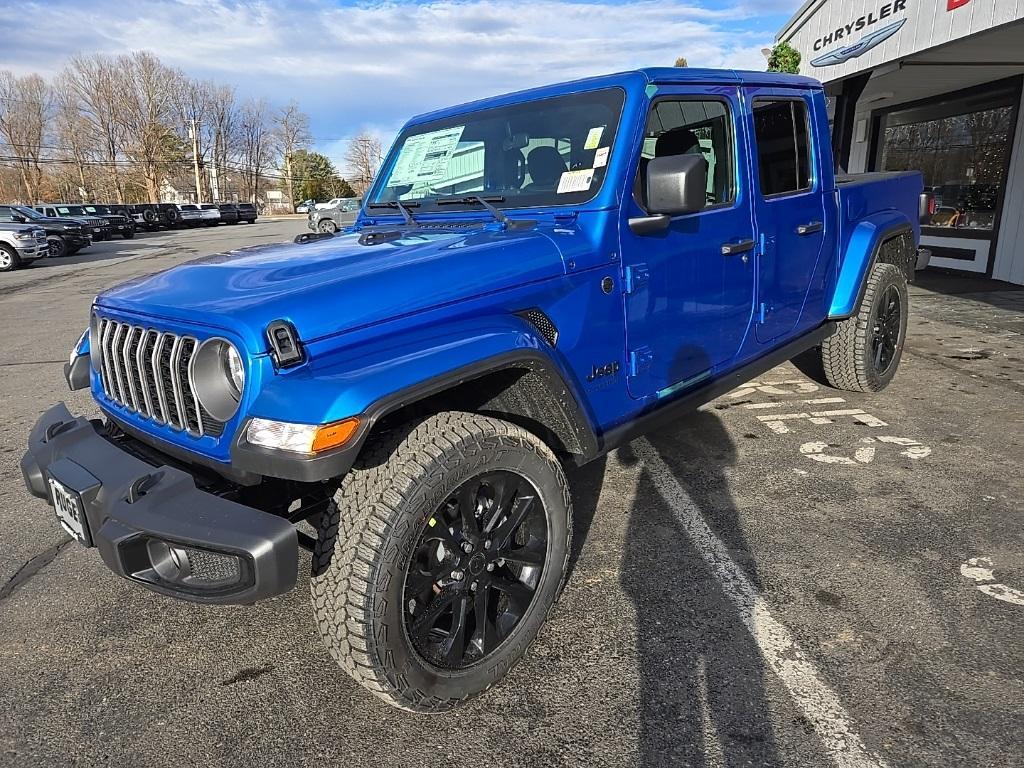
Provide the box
[0,222,49,272]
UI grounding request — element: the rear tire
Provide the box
[820,262,908,392]
[310,411,571,712]
[0,245,21,272]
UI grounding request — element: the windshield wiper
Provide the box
[435,195,508,226]
[367,200,419,225]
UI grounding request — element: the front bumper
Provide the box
[17,242,47,261]
[21,403,298,604]
[65,232,91,248]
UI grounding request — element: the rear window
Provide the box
[237,203,255,210]
[753,99,812,197]
[179,205,197,210]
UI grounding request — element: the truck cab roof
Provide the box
[407,68,822,127]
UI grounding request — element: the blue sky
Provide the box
[4,0,799,173]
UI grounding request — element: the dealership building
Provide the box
[776,0,1024,284]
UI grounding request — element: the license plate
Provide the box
[48,476,90,545]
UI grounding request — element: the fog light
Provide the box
[146,539,243,589]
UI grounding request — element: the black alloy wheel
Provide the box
[403,470,548,670]
[871,283,901,375]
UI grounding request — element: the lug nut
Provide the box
[470,581,478,591]
[450,570,464,581]
[462,541,474,554]
[483,540,492,550]
[485,563,495,572]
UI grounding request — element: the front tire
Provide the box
[310,411,571,712]
[0,245,21,272]
[318,219,338,234]
[820,262,908,392]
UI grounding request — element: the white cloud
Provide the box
[8,0,786,167]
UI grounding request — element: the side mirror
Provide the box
[11,214,25,223]
[629,153,707,235]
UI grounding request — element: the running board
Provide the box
[595,322,837,456]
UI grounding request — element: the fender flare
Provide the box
[232,322,599,482]
[828,212,914,320]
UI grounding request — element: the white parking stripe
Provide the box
[633,440,888,768]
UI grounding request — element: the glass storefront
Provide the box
[875,81,1018,237]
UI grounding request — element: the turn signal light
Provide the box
[311,418,361,453]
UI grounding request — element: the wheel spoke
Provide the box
[502,542,546,567]
[491,575,534,615]
[482,473,510,533]
[493,493,535,550]
[440,594,470,665]
[471,586,498,654]
[411,589,457,643]
[456,483,482,538]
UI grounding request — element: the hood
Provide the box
[96,225,566,349]
[35,216,87,227]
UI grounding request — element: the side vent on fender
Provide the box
[517,309,558,347]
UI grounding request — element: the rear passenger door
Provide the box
[747,92,826,344]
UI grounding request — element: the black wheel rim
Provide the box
[872,284,902,374]
[403,470,548,670]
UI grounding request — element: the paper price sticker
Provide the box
[584,126,604,150]
[557,169,594,194]
[593,147,609,168]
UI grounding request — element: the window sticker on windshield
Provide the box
[584,127,604,150]
[388,125,466,187]
[557,169,595,194]
[593,147,610,169]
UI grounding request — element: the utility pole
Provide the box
[190,118,204,204]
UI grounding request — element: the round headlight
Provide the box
[190,338,245,422]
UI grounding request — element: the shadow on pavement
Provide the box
[617,410,782,767]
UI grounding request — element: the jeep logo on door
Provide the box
[809,0,908,68]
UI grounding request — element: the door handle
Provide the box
[795,221,823,235]
[720,239,755,256]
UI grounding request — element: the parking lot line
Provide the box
[634,439,889,768]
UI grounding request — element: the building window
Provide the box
[878,99,1015,233]
[753,99,812,197]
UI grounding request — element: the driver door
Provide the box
[620,88,756,400]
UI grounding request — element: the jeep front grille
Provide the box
[96,317,224,438]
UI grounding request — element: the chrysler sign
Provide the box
[810,0,909,67]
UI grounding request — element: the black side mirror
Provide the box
[629,153,708,235]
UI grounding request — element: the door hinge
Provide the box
[624,263,649,293]
[628,346,653,377]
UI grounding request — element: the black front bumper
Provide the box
[21,403,297,604]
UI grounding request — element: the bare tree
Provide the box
[273,100,311,210]
[0,71,52,201]
[238,98,272,204]
[208,84,240,201]
[53,73,96,201]
[344,131,382,196]
[177,78,216,202]
[117,51,182,203]
[64,54,126,202]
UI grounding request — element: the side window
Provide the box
[753,99,812,197]
[635,99,734,209]
[0,206,14,222]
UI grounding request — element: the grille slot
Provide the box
[96,317,224,438]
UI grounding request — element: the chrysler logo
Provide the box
[810,18,907,67]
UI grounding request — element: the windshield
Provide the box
[16,206,43,220]
[57,206,86,216]
[85,205,109,214]
[370,88,625,212]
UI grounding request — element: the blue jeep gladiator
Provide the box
[22,68,926,712]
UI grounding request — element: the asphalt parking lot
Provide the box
[1,221,1022,768]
